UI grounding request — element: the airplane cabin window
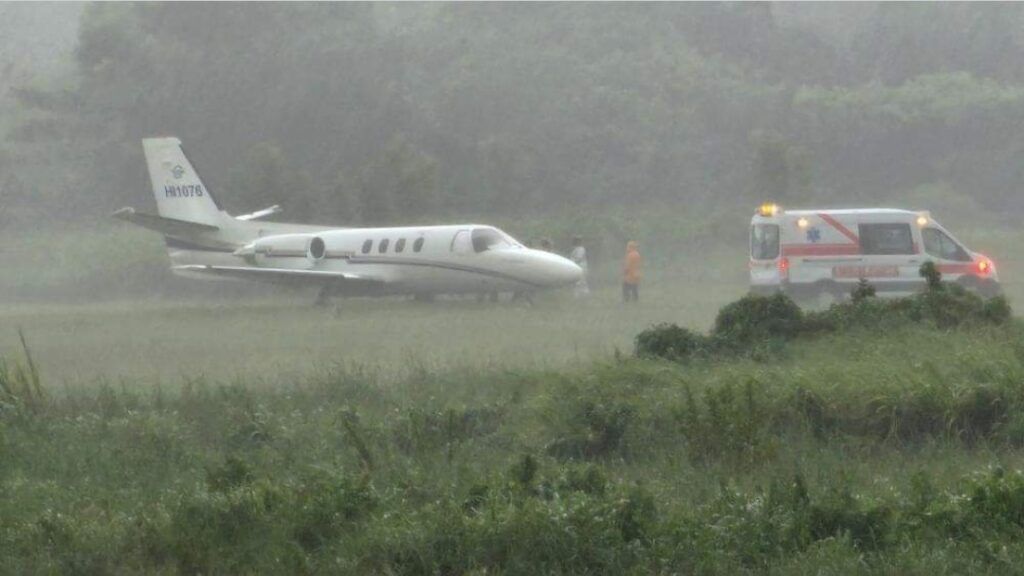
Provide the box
[451,230,472,253]
[379,238,390,253]
[361,239,372,254]
[395,238,406,253]
[413,237,425,252]
[922,228,971,262]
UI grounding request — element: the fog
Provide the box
[1,2,1022,303]
[5,7,1024,571]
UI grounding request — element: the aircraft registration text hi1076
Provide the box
[164,184,204,198]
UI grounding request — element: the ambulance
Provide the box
[749,204,1000,299]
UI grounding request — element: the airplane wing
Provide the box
[172,265,384,286]
[113,207,220,236]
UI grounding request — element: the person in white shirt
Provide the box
[569,236,590,298]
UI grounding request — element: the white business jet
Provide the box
[114,138,582,302]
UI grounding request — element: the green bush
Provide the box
[638,266,1014,363]
[291,472,376,553]
[547,398,636,460]
[634,323,707,361]
[675,379,774,464]
[712,292,805,350]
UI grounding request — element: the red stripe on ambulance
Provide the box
[782,243,861,257]
[937,263,975,275]
[818,212,860,245]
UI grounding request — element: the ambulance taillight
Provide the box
[778,257,790,278]
[977,257,994,276]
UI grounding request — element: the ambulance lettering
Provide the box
[832,265,899,279]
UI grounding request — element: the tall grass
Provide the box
[0,328,44,415]
[3,322,1024,573]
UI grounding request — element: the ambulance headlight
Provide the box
[758,203,780,217]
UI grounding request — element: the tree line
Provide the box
[4,3,1024,227]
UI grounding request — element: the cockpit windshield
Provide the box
[471,228,520,253]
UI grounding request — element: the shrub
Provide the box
[851,278,877,303]
[712,293,804,350]
[982,295,1013,325]
[675,379,774,464]
[166,483,302,574]
[206,455,255,493]
[291,472,376,552]
[920,261,943,290]
[966,468,1024,529]
[547,399,635,460]
[634,323,706,361]
[636,272,1012,363]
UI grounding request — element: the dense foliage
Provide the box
[6,4,1024,227]
[637,265,1013,362]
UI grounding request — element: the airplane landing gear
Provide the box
[314,286,332,307]
[476,291,500,303]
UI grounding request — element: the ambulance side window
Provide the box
[858,223,915,255]
[750,224,780,260]
[922,228,971,262]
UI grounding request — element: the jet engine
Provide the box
[233,233,326,265]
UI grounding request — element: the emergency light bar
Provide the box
[757,203,780,217]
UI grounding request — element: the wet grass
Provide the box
[1,212,1023,572]
[0,273,753,387]
[3,321,1024,573]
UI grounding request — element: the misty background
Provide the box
[1,2,1023,299]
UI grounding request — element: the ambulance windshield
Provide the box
[751,224,780,260]
[922,228,971,262]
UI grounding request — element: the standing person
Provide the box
[569,236,590,298]
[511,239,536,305]
[622,240,642,303]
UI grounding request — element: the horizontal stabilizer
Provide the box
[173,264,381,285]
[236,205,282,221]
[113,207,220,236]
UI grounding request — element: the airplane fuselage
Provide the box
[174,224,582,296]
[121,137,583,298]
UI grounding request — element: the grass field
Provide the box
[4,316,1024,573]
[1,205,1024,573]
[0,203,1021,386]
[0,275,751,388]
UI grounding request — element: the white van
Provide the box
[749,204,999,299]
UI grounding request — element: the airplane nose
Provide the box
[556,258,584,286]
[530,250,582,286]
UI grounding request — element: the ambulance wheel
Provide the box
[810,282,846,308]
[827,282,851,302]
[958,276,1001,299]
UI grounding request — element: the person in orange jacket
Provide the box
[622,240,642,303]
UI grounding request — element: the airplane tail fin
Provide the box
[142,137,229,227]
